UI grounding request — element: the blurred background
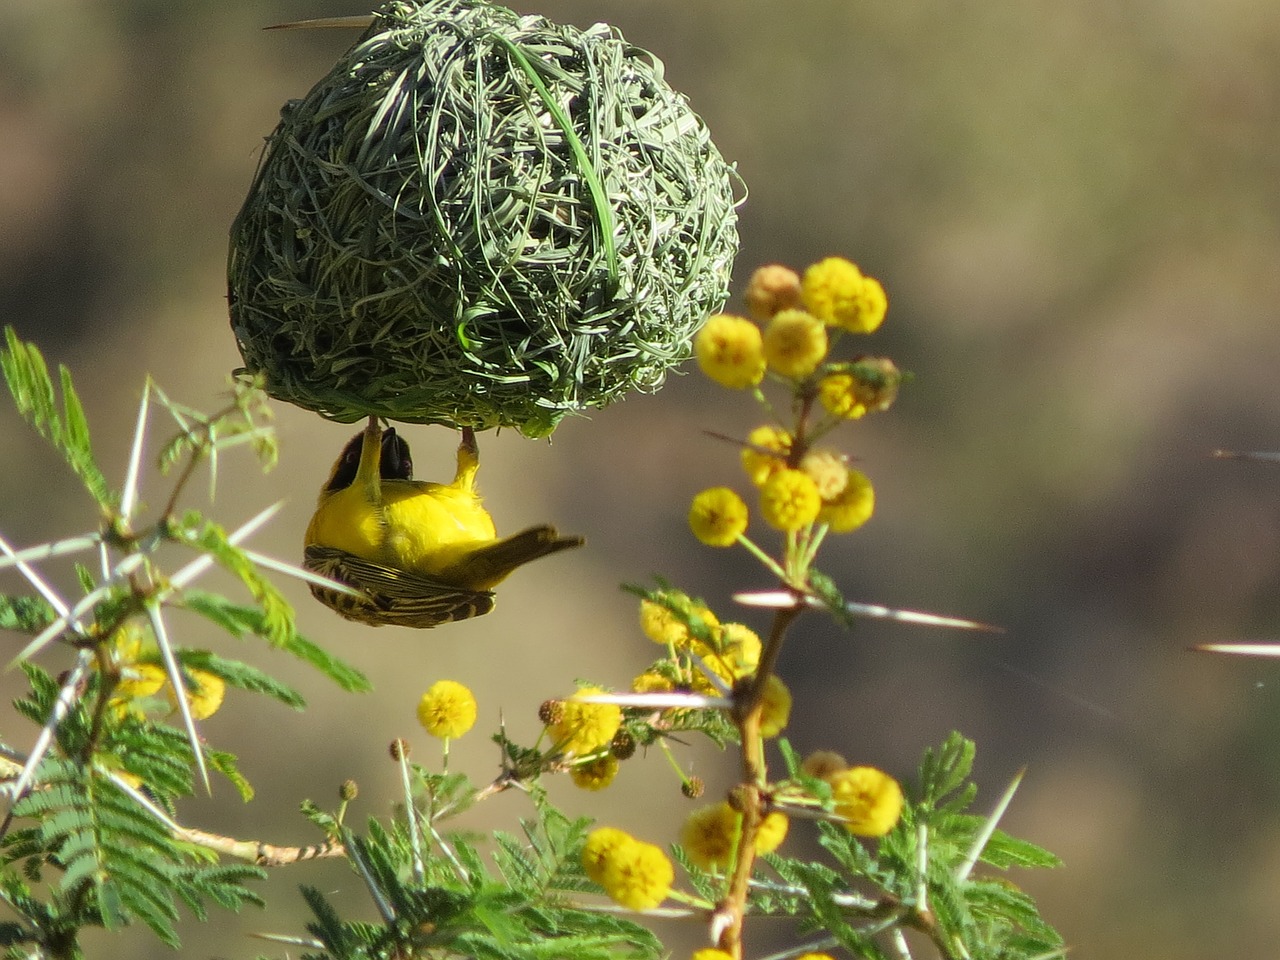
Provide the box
[4,0,1280,956]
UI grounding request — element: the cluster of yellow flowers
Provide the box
[630,585,902,852]
[403,261,909,951]
[638,595,755,687]
[694,256,893,393]
[519,685,628,790]
[674,749,902,877]
[582,826,675,911]
[689,258,898,546]
[547,685,623,755]
[633,592,793,737]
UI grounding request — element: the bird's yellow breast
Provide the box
[380,480,497,576]
[304,484,385,561]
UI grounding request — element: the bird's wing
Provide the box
[304,545,495,628]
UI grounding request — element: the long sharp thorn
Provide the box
[732,590,1002,632]
[0,534,99,571]
[0,532,72,616]
[242,549,362,597]
[147,604,210,794]
[1211,449,1280,463]
[169,501,284,589]
[957,766,1025,882]
[1194,642,1280,657]
[121,380,151,521]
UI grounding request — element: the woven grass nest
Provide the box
[228,0,741,437]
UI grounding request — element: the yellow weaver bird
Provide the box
[304,417,584,628]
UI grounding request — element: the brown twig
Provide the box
[715,604,801,958]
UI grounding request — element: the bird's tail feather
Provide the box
[442,525,584,590]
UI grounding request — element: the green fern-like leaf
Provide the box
[2,756,264,950]
[292,806,662,960]
[966,877,1063,947]
[1,327,113,506]
[176,649,305,709]
[181,590,370,693]
[815,820,896,890]
[806,568,857,628]
[204,747,254,802]
[171,513,294,645]
[0,595,60,634]
[668,843,724,907]
[300,884,361,958]
[978,828,1063,870]
[786,860,890,960]
[916,731,977,810]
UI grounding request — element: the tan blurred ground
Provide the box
[4,1,1280,957]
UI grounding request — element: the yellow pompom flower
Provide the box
[817,372,866,419]
[796,954,837,960]
[683,600,720,639]
[692,950,736,960]
[166,668,226,721]
[801,750,849,780]
[689,487,748,547]
[639,598,687,646]
[741,424,791,486]
[759,469,822,532]
[639,595,719,647]
[718,622,761,676]
[757,674,792,738]
[601,839,674,911]
[632,670,674,694]
[571,753,619,791]
[818,469,874,533]
[549,687,623,755]
[801,256,865,330]
[854,276,889,332]
[820,358,900,418]
[679,801,740,871]
[754,810,790,854]
[417,680,478,739]
[763,309,828,379]
[690,652,736,695]
[827,766,904,836]
[744,264,802,321]
[694,314,766,389]
[583,827,635,885]
[800,448,849,500]
[108,621,150,662]
[680,801,788,871]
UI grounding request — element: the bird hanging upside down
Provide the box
[304,418,584,628]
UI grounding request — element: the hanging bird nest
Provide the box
[228,0,741,437]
